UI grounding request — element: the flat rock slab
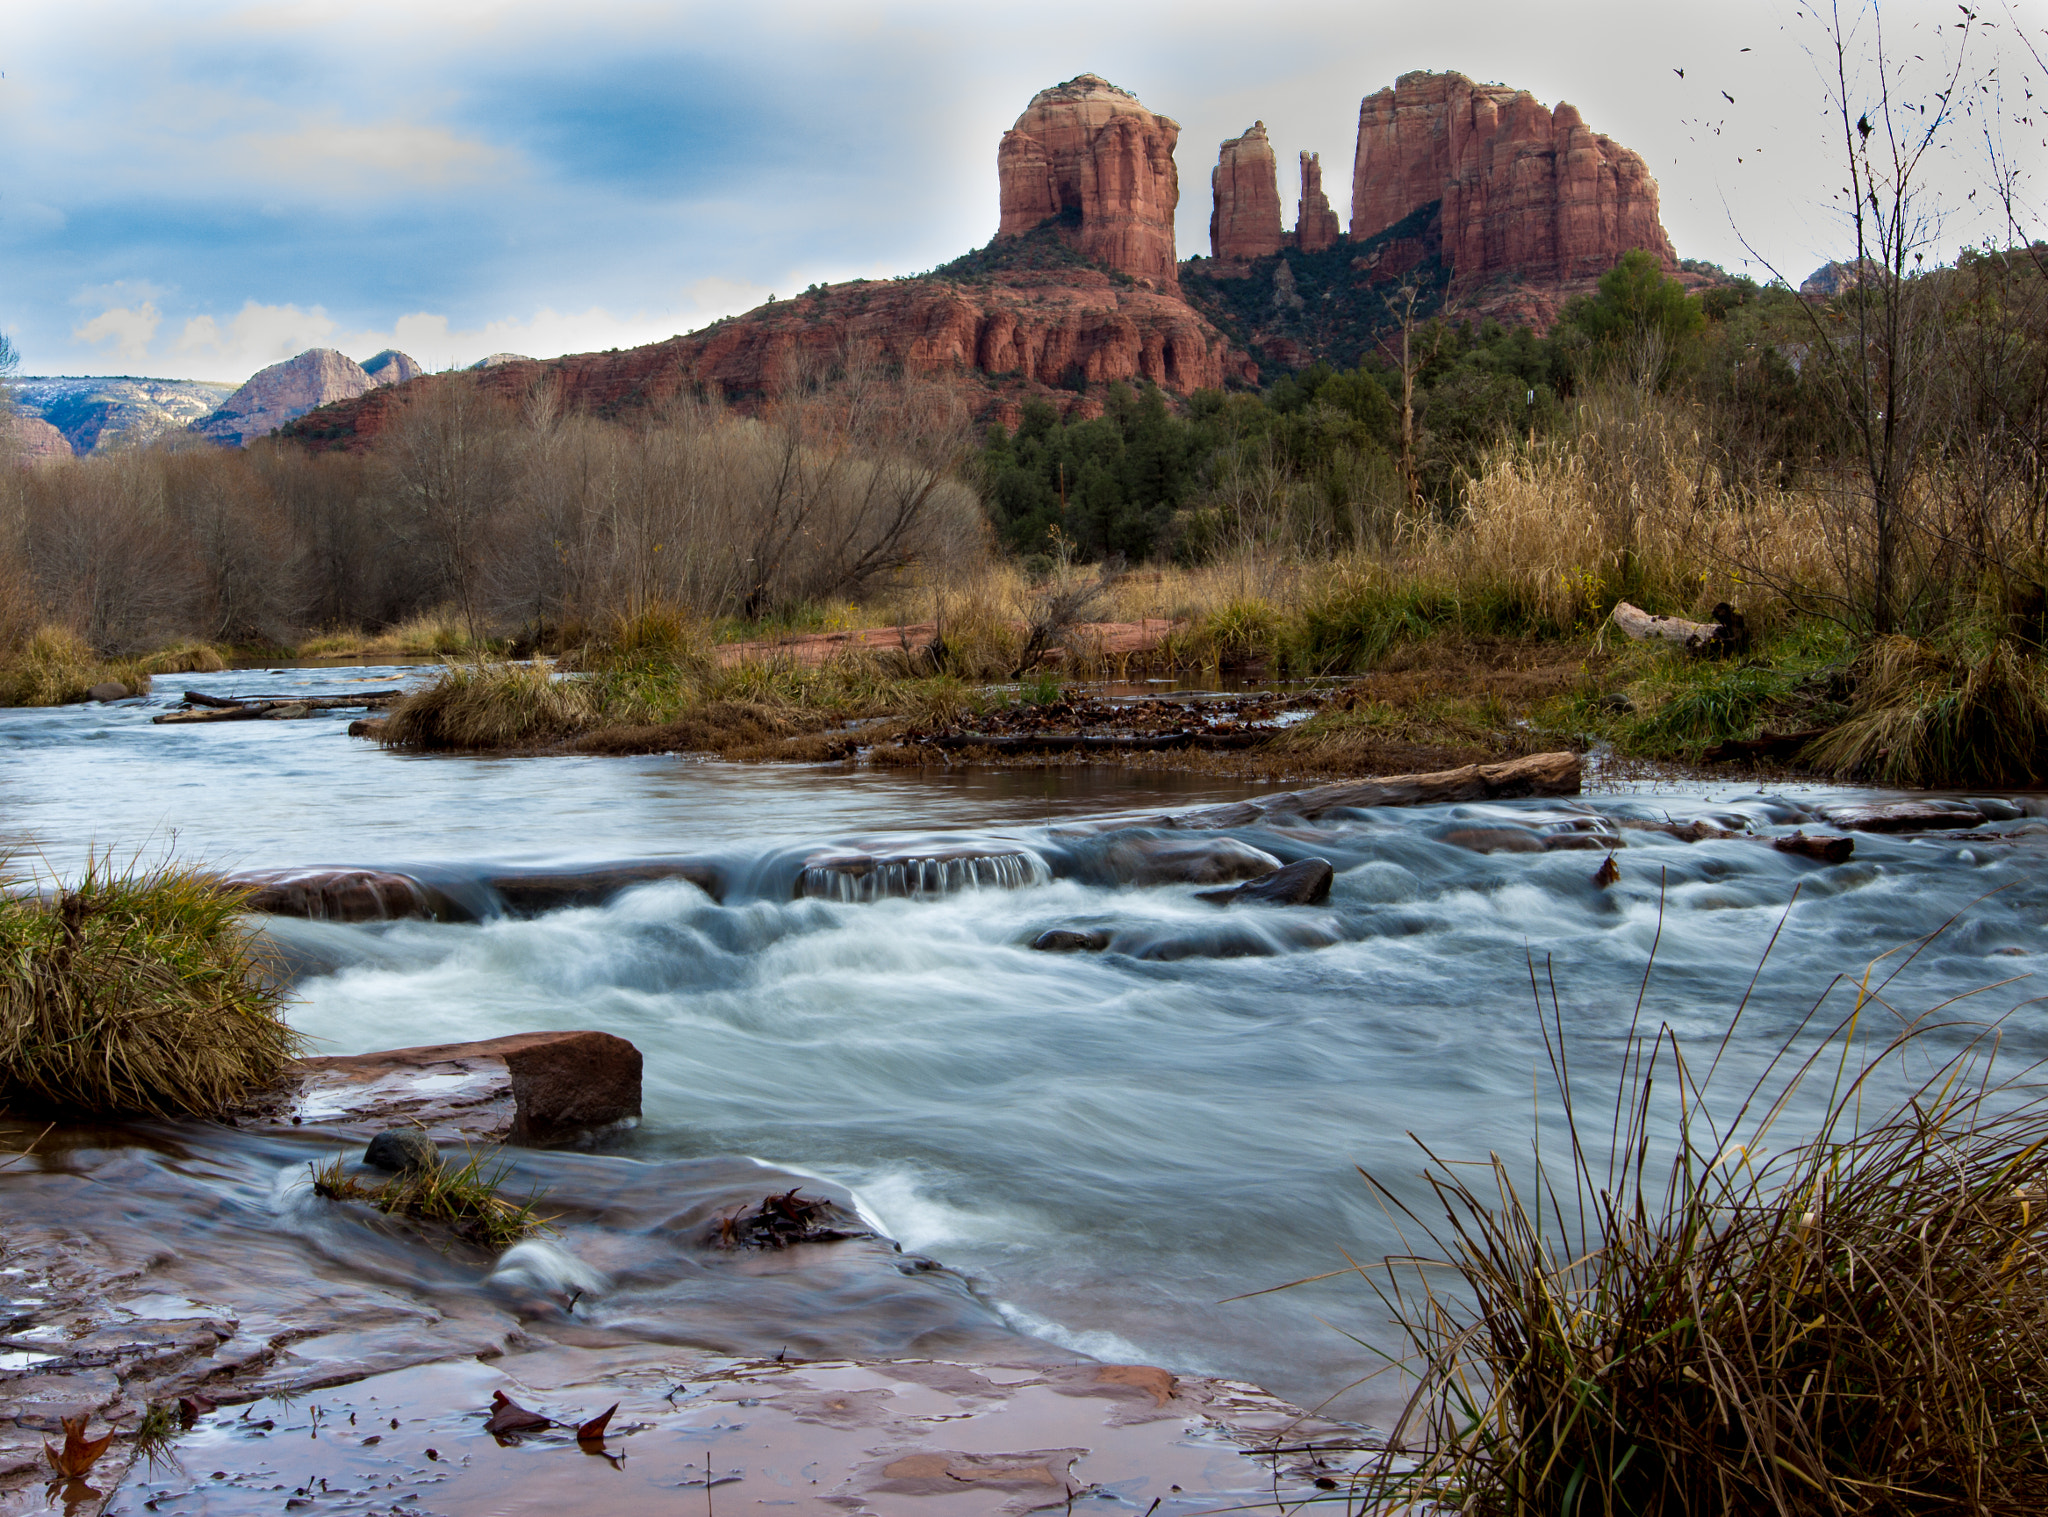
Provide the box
[1197,858,1334,906]
[112,1349,1375,1517]
[240,1030,641,1144]
[236,868,470,923]
[1818,800,1989,833]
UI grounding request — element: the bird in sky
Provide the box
[1723,90,1736,103]
[1675,67,1685,77]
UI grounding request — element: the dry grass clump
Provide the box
[1804,634,2048,788]
[298,610,489,660]
[0,626,151,706]
[1342,937,2048,1516]
[137,641,228,676]
[375,659,615,751]
[312,1148,548,1250]
[0,858,300,1117]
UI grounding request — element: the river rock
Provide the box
[364,1129,439,1174]
[86,680,130,702]
[1195,858,1334,907]
[261,1030,642,1144]
[1437,825,1544,854]
[1817,800,1985,833]
[488,860,722,915]
[237,868,468,923]
[1089,835,1282,886]
[1031,927,1113,953]
[1773,832,1854,863]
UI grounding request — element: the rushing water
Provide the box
[4,665,2045,1423]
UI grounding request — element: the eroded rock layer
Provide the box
[998,74,1183,289]
[1350,70,1674,282]
[286,272,1256,449]
[1210,122,1285,264]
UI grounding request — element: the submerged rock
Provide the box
[364,1129,438,1175]
[798,847,1046,902]
[86,681,130,703]
[1075,834,1282,887]
[488,860,722,915]
[1031,927,1113,953]
[1196,858,1334,907]
[238,868,469,923]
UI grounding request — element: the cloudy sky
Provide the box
[1,0,2039,382]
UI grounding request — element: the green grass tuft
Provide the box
[0,858,300,1117]
[311,1147,549,1250]
[1805,634,2048,788]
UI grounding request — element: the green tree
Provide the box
[1562,250,1707,387]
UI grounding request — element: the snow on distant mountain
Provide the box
[10,375,238,454]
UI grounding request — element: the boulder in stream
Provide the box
[237,868,468,923]
[1031,927,1113,953]
[1081,835,1282,887]
[249,1030,643,1145]
[1195,858,1334,907]
[364,1129,439,1174]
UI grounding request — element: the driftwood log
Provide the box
[155,692,403,725]
[929,730,1265,754]
[1609,601,1749,655]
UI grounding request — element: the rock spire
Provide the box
[1294,151,1340,253]
[1210,122,1285,263]
[997,74,1183,288]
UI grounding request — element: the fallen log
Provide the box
[155,693,404,724]
[183,689,247,708]
[1096,751,1582,831]
[1609,601,1745,654]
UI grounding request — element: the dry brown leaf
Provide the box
[1592,854,1621,888]
[44,1416,113,1479]
[484,1390,552,1437]
[576,1403,618,1444]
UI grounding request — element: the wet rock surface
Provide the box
[239,1030,642,1145]
[363,1129,438,1175]
[107,1350,1368,1517]
[1196,857,1335,907]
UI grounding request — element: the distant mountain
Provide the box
[10,375,238,453]
[470,352,532,370]
[362,349,425,386]
[193,349,377,447]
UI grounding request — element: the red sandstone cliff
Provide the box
[1295,151,1340,254]
[196,348,376,447]
[1350,70,1674,284]
[1210,123,1285,264]
[998,75,1182,289]
[285,272,1255,451]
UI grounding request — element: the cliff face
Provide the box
[1210,123,1285,264]
[196,348,376,447]
[1350,70,1674,283]
[5,413,73,462]
[998,75,1182,289]
[284,272,1256,452]
[1295,151,1340,254]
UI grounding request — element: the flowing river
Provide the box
[3,663,2044,1427]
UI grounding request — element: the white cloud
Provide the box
[173,302,340,376]
[73,303,161,363]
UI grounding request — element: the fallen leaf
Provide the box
[178,1394,216,1429]
[576,1403,618,1444]
[1593,854,1621,888]
[484,1390,552,1437]
[45,1416,113,1478]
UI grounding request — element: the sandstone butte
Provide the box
[1350,69,1675,283]
[4,413,73,462]
[282,69,1686,453]
[998,73,1183,291]
[1210,122,1286,263]
[196,347,379,448]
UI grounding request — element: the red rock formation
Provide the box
[196,348,376,447]
[1350,71,1675,283]
[998,74,1182,289]
[1210,122,1285,263]
[285,272,1256,451]
[4,413,73,463]
[1294,150,1340,254]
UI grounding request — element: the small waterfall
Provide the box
[796,849,1049,903]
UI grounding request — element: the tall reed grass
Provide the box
[1335,919,2048,1515]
